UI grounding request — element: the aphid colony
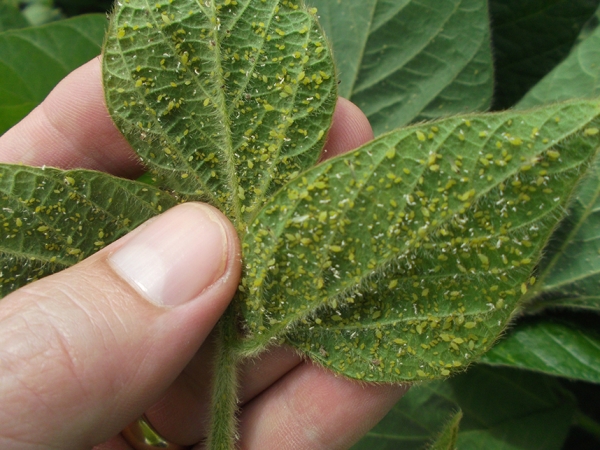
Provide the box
[0,166,179,296]
[241,101,599,381]
[105,0,336,230]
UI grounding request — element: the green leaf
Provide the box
[306,0,493,135]
[354,366,576,450]
[352,381,459,450]
[453,366,576,450]
[518,23,600,109]
[489,0,600,110]
[481,320,600,383]
[0,164,181,297]
[0,14,106,135]
[102,0,337,228]
[0,3,30,32]
[528,155,600,312]
[511,15,600,312]
[240,100,600,382]
[429,410,462,450]
[21,1,64,27]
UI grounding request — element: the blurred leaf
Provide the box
[489,0,600,110]
[352,381,458,450]
[0,14,106,135]
[21,0,64,26]
[54,0,114,16]
[0,3,29,32]
[306,0,493,135]
[0,164,183,297]
[518,24,600,109]
[454,366,576,449]
[241,100,600,382]
[481,320,600,383]
[429,410,462,450]
[353,366,576,450]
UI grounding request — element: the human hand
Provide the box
[0,58,407,449]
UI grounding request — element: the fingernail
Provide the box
[109,204,229,307]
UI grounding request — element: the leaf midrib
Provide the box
[204,0,242,225]
[110,1,224,210]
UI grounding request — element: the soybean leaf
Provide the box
[453,366,576,450]
[0,3,30,32]
[528,155,600,312]
[518,23,600,109]
[305,0,493,136]
[21,1,64,27]
[480,320,600,383]
[515,23,600,313]
[353,366,576,450]
[352,381,459,450]
[429,410,462,450]
[102,0,337,228]
[489,0,600,110]
[0,164,182,297]
[0,14,106,135]
[241,100,600,382]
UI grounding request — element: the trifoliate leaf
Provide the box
[239,100,600,382]
[0,164,181,297]
[102,0,336,228]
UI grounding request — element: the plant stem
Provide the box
[206,310,241,450]
[574,410,600,442]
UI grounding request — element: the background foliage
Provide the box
[2,0,600,448]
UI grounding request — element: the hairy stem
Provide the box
[206,310,241,450]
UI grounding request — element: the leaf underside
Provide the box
[0,165,181,297]
[429,409,462,450]
[240,100,600,382]
[516,24,600,312]
[102,0,336,229]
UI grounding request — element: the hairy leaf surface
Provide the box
[103,0,336,228]
[481,320,600,383]
[531,156,600,312]
[306,0,493,136]
[429,410,462,450]
[516,26,600,312]
[0,14,106,135]
[241,100,600,381]
[353,366,575,450]
[0,164,180,297]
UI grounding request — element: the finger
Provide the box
[139,97,374,445]
[0,58,143,178]
[320,97,374,161]
[0,203,241,449]
[237,363,407,450]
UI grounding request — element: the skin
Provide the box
[0,57,408,450]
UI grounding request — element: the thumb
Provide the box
[0,203,240,449]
